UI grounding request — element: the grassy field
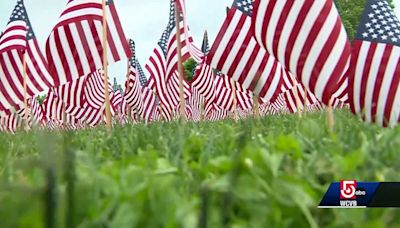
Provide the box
[0,110,399,228]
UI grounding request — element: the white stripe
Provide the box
[210,11,242,69]
[27,40,54,86]
[58,27,79,80]
[277,0,303,67]
[265,0,286,56]
[81,20,102,72]
[353,42,370,114]
[364,43,385,122]
[49,33,67,84]
[302,5,337,90]
[222,16,251,75]
[289,1,324,78]
[106,6,125,61]
[376,48,399,126]
[69,23,91,75]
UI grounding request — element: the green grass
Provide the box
[0,110,399,228]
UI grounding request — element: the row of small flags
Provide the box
[0,0,399,133]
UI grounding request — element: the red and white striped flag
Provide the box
[0,0,55,112]
[348,0,400,127]
[84,70,113,110]
[252,0,351,105]
[175,0,204,62]
[146,0,199,120]
[206,1,284,103]
[191,62,216,103]
[46,0,131,86]
[54,76,86,108]
[0,113,22,133]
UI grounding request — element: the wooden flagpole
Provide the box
[125,58,132,122]
[304,88,309,113]
[327,98,334,131]
[200,96,204,121]
[231,79,238,122]
[101,0,112,132]
[253,95,260,118]
[62,102,67,129]
[174,2,187,124]
[291,75,302,117]
[22,52,30,131]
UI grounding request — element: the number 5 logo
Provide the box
[340,180,357,199]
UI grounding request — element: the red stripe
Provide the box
[284,0,314,69]
[106,23,119,62]
[360,43,377,119]
[227,25,253,81]
[216,12,247,72]
[348,41,362,114]
[64,25,85,77]
[29,39,53,88]
[88,20,103,67]
[60,3,102,17]
[296,0,331,83]
[383,53,400,126]
[75,21,96,74]
[272,0,294,56]
[206,8,234,66]
[109,3,131,59]
[371,46,391,123]
[7,51,26,99]
[54,29,73,82]
[0,55,20,108]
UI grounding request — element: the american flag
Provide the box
[213,72,235,112]
[16,97,45,127]
[284,83,321,113]
[252,0,351,105]
[0,0,54,112]
[175,0,204,62]
[140,86,157,123]
[191,63,216,104]
[125,66,144,114]
[187,86,202,122]
[125,39,158,123]
[66,101,112,127]
[201,30,210,55]
[111,89,123,110]
[54,76,86,108]
[206,0,284,103]
[349,0,400,127]
[46,0,131,86]
[146,0,200,120]
[0,113,22,134]
[204,103,229,121]
[213,72,254,112]
[84,70,114,110]
[42,89,66,123]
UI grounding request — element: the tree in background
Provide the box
[183,58,197,82]
[335,0,393,41]
[36,94,46,105]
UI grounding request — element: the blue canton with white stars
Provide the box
[8,0,34,39]
[136,61,148,86]
[128,39,148,86]
[129,39,137,68]
[233,0,254,17]
[201,33,209,54]
[157,0,183,57]
[356,0,400,46]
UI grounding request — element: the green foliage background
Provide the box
[0,111,399,227]
[335,0,393,41]
[184,58,197,82]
